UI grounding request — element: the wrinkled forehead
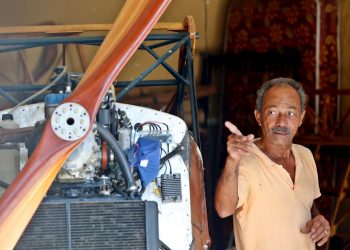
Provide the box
[263,84,302,109]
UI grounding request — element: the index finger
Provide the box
[225,121,242,136]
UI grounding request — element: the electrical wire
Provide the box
[9,66,67,114]
[133,120,170,144]
[160,147,172,174]
[135,121,169,131]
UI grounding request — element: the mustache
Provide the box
[271,126,291,134]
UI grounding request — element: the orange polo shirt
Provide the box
[233,142,321,250]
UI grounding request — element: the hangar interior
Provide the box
[0,1,349,250]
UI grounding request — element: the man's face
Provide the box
[254,84,305,147]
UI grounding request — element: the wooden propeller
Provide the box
[0,1,171,249]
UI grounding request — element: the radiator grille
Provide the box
[15,204,68,250]
[70,202,147,249]
[15,198,158,250]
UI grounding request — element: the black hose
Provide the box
[95,122,136,192]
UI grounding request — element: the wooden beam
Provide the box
[0,22,187,37]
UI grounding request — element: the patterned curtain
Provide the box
[223,0,338,136]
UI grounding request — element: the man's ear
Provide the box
[300,110,306,126]
[254,110,261,126]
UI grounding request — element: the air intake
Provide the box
[15,198,159,250]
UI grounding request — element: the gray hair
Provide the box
[255,77,306,112]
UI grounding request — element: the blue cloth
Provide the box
[134,137,161,187]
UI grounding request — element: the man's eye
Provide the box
[268,110,277,115]
[288,112,295,116]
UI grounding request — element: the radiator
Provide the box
[15,198,159,250]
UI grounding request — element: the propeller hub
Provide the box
[51,102,90,141]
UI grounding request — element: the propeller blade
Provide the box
[0,1,171,249]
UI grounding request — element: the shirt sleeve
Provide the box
[306,148,321,199]
[236,162,250,211]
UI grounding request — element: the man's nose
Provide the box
[275,113,288,126]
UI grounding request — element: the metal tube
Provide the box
[141,43,190,86]
[115,36,188,101]
[115,79,178,88]
[0,88,19,105]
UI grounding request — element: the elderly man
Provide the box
[215,78,330,250]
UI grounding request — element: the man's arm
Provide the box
[214,121,254,218]
[311,201,320,218]
[215,157,240,218]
